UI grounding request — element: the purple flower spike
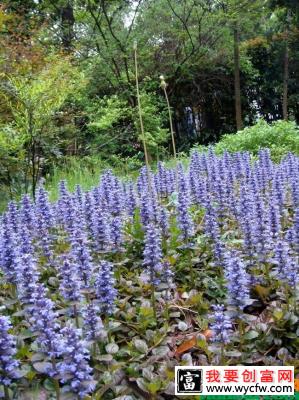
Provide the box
[35,185,54,229]
[95,261,117,314]
[110,215,124,249]
[91,208,111,251]
[7,201,19,234]
[16,253,40,304]
[83,302,106,342]
[57,325,95,398]
[143,223,163,286]
[177,164,194,241]
[0,315,20,386]
[27,284,63,362]
[224,251,251,311]
[58,256,82,302]
[70,233,93,287]
[0,219,19,284]
[273,240,299,289]
[20,194,36,232]
[209,304,232,344]
[125,181,137,217]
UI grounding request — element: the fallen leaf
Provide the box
[253,285,271,301]
[175,336,196,355]
[202,329,213,340]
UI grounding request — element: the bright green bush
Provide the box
[87,91,169,161]
[214,119,299,161]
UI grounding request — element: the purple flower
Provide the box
[267,197,281,240]
[35,185,54,229]
[204,200,224,263]
[110,215,124,249]
[177,164,194,241]
[18,224,34,255]
[143,223,163,286]
[7,201,19,234]
[84,192,96,232]
[161,261,175,289]
[58,256,82,302]
[125,181,137,217]
[27,284,63,361]
[82,302,106,342]
[137,166,151,197]
[209,304,233,344]
[139,188,160,228]
[70,233,93,287]
[224,251,251,311]
[155,162,169,198]
[0,315,20,386]
[57,325,95,398]
[159,206,169,237]
[74,184,84,211]
[91,208,111,251]
[57,181,77,233]
[99,170,125,215]
[95,261,117,314]
[0,218,19,283]
[293,207,299,253]
[20,194,36,232]
[16,253,40,304]
[36,218,53,260]
[273,240,298,289]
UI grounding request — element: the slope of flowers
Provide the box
[0,148,298,399]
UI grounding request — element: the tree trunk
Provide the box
[233,24,243,131]
[61,2,75,52]
[282,24,289,120]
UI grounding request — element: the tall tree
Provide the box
[282,11,289,120]
[269,0,299,120]
[218,0,266,130]
[61,1,75,52]
[233,21,243,130]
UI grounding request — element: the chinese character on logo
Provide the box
[206,369,221,383]
[260,370,274,383]
[176,368,203,394]
[278,370,293,383]
[242,369,256,383]
[223,369,239,383]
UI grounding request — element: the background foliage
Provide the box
[0,0,298,205]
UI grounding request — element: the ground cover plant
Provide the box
[0,148,298,399]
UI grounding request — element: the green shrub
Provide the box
[87,91,169,161]
[214,119,299,161]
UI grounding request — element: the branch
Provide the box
[169,31,223,94]
[166,0,195,52]
[126,0,143,40]
[100,0,126,54]
[86,0,122,79]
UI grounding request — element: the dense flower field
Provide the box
[0,148,298,399]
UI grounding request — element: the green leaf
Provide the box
[134,339,148,353]
[33,361,52,374]
[105,343,119,354]
[152,346,169,357]
[146,379,162,394]
[225,350,242,357]
[96,354,113,362]
[244,331,259,340]
[273,310,284,320]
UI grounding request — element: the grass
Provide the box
[0,152,209,212]
[2,119,298,212]
[45,153,190,202]
[44,159,105,202]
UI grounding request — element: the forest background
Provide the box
[0,0,298,207]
